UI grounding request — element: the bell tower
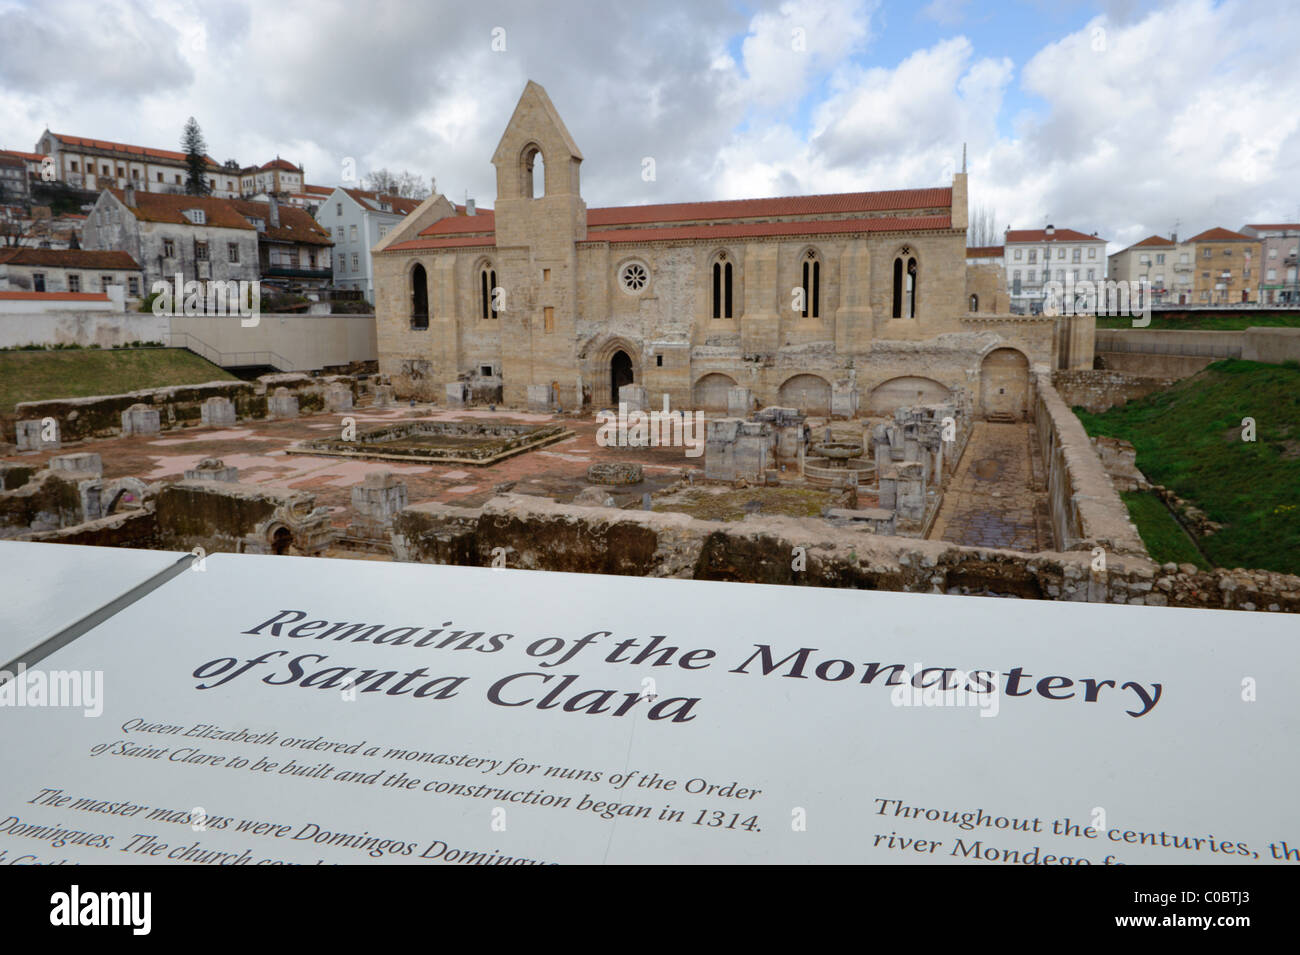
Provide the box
[490,81,587,405]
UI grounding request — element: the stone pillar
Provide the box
[200,396,237,427]
[727,387,752,418]
[896,461,926,521]
[121,403,161,436]
[445,382,468,408]
[878,465,898,510]
[348,471,409,539]
[15,419,60,451]
[268,388,299,419]
[831,384,859,419]
[527,383,556,413]
[325,383,354,412]
[184,458,239,482]
[618,384,648,413]
[872,424,892,468]
[373,384,396,408]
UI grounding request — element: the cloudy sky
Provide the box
[0,0,1296,251]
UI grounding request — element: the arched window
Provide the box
[969,293,979,313]
[801,249,821,318]
[711,251,733,318]
[410,263,429,329]
[521,145,544,199]
[479,263,498,319]
[892,248,917,318]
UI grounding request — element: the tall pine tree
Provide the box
[181,117,210,195]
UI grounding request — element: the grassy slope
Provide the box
[0,348,236,412]
[1074,360,1300,575]
[1120,490,1207,569]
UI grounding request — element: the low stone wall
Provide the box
[1032,373,1146,556]
[9,372,358,442]
[1096,351,1216,379]
[1052,369,1181,413]
[1242,326,1300,364]
[0,470,83,537]
[385,494,1300,612]
[19,508,159,548]
[155,481,333,556]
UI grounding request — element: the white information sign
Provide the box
[0,544,1295,865]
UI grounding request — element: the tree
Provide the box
[365,168,430,200]
[181,117,210,196]
[967,203,1000,248]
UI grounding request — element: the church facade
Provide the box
[373,82,1090,420]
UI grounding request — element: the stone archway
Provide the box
[270,525,294,555]
[610,350,634,403]
[868,376,951,415]
[778,374,831,415]
[586,337,640,408]
[979,348,1030,420]
[693,373,737,412]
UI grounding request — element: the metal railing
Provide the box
[166,331,294,371]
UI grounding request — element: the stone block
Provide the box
[268,388,300,419]
[831,384,859,419]
[727,387,753,418]
[184,457,239,482]
[527,383,556,413]
[618,384,648,413]
[349,470,408,538]
[15,419,60,451]
[445,382,469,408]
[200,396,237,427]
[325,383,354,412]
[49,452,102,478]
[120,403,161,436]
[586,462,643,486]
[373,384,396,408]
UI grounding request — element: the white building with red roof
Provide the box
[1004,226,1108,314]
[372,82,1076,416]
[34,130,241,197]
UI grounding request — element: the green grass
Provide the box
[1075,359,1300,575]
[0,347,237,412]
[1120,491,1208,569]
[1096,312,1300,331]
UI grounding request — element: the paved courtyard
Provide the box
[928,421,1051,552]
[4,404,697,527]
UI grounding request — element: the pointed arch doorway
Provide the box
[610,350,634,403]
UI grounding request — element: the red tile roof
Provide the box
[966,245,1003,257]
[230,199,333,245]
[1130,234,1175,248]
[108,188,256,230]
[0,149,46,163]
[53,133,219,168]
[343,188,422,216]
[388,214,953,252]
[1005,228,1105,243]
[1242,223,1300,231]
[260,158,301,172]
[0,248,141,269]
[302,184,334,196]
[0,291,111,302]
[1188,227,1254,242]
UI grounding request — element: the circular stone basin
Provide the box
[810,441,864,465]
[586,462,643,486]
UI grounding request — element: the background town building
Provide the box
[316,187,421,303]
[1004,226,1107,314]
[0,247,143,299]
[34,131,238,197]
[1187,227,1262,304]
[1240,223,1300,304]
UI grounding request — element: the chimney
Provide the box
[1045,223,1055,236]
[124,181,136,208]
[466,198,476,216]
[1170,231,1177,244]
[268,195,280,229]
